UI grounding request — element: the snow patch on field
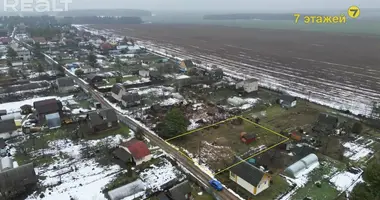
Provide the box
[330,171,362,191]
[140,158,185,192]
[343,140,373,161]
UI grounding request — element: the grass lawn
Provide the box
[84,123,130,140]
[107,76,139,85]
[78,100,91,109]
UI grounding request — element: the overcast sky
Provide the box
[70,0,378,11]
[1,0,379,12]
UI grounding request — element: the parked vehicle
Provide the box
[209,179,223,191]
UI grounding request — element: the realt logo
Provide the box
[4,0,72,12]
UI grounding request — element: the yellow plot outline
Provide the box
[165,116,290,176]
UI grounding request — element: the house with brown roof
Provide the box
[33,99,63,126]
[86,108,118,133]
[118,139,151,166]
[32,37,47,45]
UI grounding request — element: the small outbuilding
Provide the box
[240,132,256,144]
[45,112,61,129]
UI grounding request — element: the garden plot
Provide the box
[168,117,286,172]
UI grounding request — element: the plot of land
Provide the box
[168,116,287,173]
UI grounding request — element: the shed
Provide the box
[0,112,21,121]
[284,153,319,178]
[108,179,145,200]
[240,132,256,144]
[0,110,6,117]
[0,157,13,172]
[45,112,61,129]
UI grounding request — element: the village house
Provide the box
[86,74,105,85]
[121,93,141,108]
[236,78,259,93]
[111,83,126,102]
[0,119,17,139]
[33,98,63,126]
[179,60,194,72]
[0,163,38,199]
[32,37,47,45]
[230,157,271,196]
[11,44,31,61]
[87,108,118,133]
[279,95,297,108]
[56,77,77,93]
[118,139,151,166]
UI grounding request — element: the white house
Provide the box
[236,78,259,93]
[15,47,31,61]
[138,70,149,77]
[279,95,297,108]
[230,157,271,195]
[111,83,126,102]
[119,139,152,166]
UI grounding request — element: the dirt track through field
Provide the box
[92,24,380,115]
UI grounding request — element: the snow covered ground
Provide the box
[0,95,74,114]
[24,134,129,200]
[330,171,363,192]
[343,138,374,161]
[140,158,186,193]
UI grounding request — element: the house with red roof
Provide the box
[118,139,152,166]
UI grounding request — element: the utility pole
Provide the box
[198,140,201,165]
